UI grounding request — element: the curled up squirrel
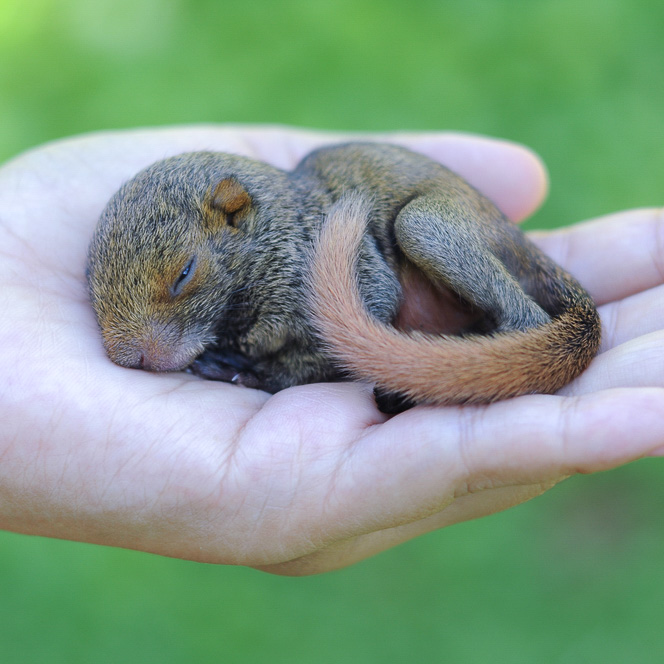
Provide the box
[86,142,601,413]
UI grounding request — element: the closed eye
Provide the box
[171,255,197,297]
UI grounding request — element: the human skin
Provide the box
[0,126,662,576]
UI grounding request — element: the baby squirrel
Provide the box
[87,142,601,412]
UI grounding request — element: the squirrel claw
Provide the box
[189,351,261,389]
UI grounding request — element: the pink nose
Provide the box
[113,348,184,372]
[104,322,197,372]
[138,353,169,372]
[133,349,175,372]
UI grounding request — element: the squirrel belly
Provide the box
[308,192,602,406]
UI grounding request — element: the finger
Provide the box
[530,208,664,305]
[596,284,664,351]
[257,482,551,575]
[261,387,664,574]
[385,132,549,222]
[560,331,664,396]
[268,128,548,222]
[2,125,548,225]
[315,388,664,544]
[251,128,549,222]
[250,128,548,222]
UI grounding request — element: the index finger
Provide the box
[530,208,664,305]
[266,128,549,222]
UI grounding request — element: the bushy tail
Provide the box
[307,193,601,405]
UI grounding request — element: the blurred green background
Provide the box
[1,0,662,661]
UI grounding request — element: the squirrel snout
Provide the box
[134,352,173,372]
[102,322,203,373]
[106,342,194,372]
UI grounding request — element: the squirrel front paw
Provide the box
[188,349,261,389]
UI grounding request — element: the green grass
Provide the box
[1,0,662,661]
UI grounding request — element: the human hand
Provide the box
[0,126,661,575]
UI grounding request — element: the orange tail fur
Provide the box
[308,193,601,405]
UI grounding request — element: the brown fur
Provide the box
[87,142,601,411]
[309,193,600,405]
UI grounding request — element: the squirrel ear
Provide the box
[207,177,252,229]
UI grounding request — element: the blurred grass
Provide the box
[1,0,663,225]
[0,0,662,661]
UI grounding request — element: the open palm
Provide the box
[0,126,662,575]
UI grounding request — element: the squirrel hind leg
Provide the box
[393,196,550,333]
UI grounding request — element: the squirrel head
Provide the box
[86,151,292,372]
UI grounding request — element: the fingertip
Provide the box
[246,126,550,222]
[392,132,549,222]
[507,141,550,220]
[560,388,664,472]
